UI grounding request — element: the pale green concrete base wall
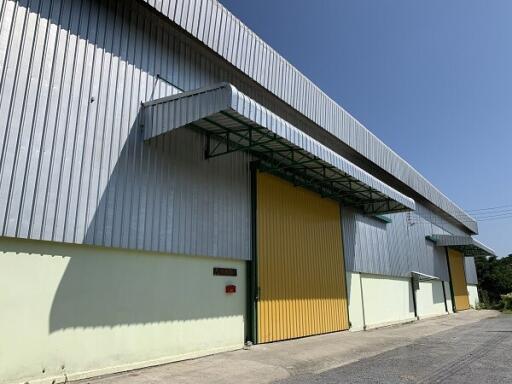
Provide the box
[361,274,416,328]
[347,273,416,330]
[468,284,480,308]
[444,281,454,313]
[416,281,448,319]
[346,272,365,331]
[0,238,246,384]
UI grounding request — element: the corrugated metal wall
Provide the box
[465,257,479,285]
[0,0,480,267]
[342,202,456,281]
[0,0,251,259]
[140,0,478,234]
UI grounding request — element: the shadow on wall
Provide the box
[75,97,251,253]
[15,0,251,256]
[47,123,248,332]
[17,0,185,88]
[0,238,243,335]
[432,280,447,304]
[46,243,243,333]
[0,238,244,333]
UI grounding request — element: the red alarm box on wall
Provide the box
[225,284,236,294]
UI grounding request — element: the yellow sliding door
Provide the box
[256,172,349,343]
[448,249,470,311]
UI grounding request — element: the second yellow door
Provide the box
[256,172,349,343]
[448,249,470,311]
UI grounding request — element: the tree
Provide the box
[475,254,512,305]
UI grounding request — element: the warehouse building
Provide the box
[0,0,495,383]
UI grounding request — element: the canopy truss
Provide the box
[142,83,415,214]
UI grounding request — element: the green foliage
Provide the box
[475,301,491,310]
[502,293,512,311]
[475,254,512,307]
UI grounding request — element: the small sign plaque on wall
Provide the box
[213,267,237,276]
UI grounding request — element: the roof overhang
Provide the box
[142,83,415,214]
[426,234,495,257]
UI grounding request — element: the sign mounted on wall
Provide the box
[225,285,237,294]
[213,267,237,277]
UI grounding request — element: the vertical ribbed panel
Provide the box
[448,249,470,311]
[342,202,457,280]
[141,0,478,234]
[464,256,478,285]
[0,0,250,259]
[257,172,348,343]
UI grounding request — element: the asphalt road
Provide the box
[276,313,512,384]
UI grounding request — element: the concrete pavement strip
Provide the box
[75,310,500,384]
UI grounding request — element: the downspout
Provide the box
[411,274,418,319]
[247,161,259,344]
[339,205,351,330]
[445,247,457,313]
[359,274,367,330]
[441,279,449,313]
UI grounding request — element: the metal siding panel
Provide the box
[0,0,30,235]
[343,202,453,280]
[15,0,51,238]
[432,244,450,281]
[45,0,79,241]
[8,0,47,238]
[341,207,357,273]
[216,5,226,56]
[387,213,415,276]
[0,0,250,260]
[464,257,479,285]
[224,12,234,62]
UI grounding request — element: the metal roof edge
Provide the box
[426,234,496,257]
[472,238,496,257]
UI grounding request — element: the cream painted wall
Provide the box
[346,272,365,331]
[359,274,416,328]
[416,281,448,319]
[468,284,480,308]
[0,238,246,384]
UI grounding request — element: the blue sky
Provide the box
[221,0,512,257]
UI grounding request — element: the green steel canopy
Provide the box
[426,235,495,257]
[142,83,415,214]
